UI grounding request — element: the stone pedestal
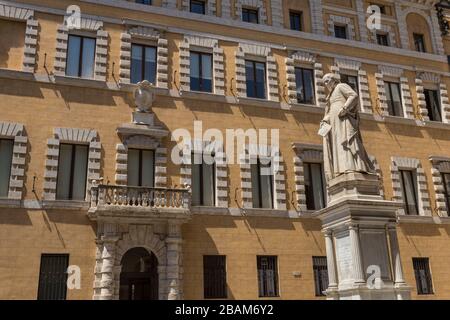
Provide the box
[317,173,411,300]
[132,111,154,126]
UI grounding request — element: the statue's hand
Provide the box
[339,107,348,118]
[321,115,330,124]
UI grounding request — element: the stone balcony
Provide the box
[88,185,191,223]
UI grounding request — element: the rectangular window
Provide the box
[127,149,155,187]
[441,173,450,212]
[295,67,315,104]
[192,152,215,206]
[334,25,347,39]
[136,0,151,4]
[384,81,403,117]
[203,255,227,299]
[376,33,389,46]
[242,8,259,24]
[413,257,433,295]
[66,35,96,78]
[312,256,329,297]
[289,11,303,31]
[340,74,359,93]
[414,33,426,53]
[304,162,326,211]
[190,51,213,92]
[0,139,14,198]
[56,144,88,200]
[190,0,206,14]
[370,3,386,15]
[37,254,69,300]
[245,60,266,99]
[257,256,278,297]
[423,89,442,122]
[399,170,419,215]
[131,44,157,85]
[251,158,273,209]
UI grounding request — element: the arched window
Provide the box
[406,13,433,53]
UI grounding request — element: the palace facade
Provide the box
[0,0,450,300]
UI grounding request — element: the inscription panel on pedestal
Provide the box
[335,232,353,283]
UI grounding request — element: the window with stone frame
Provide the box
[295,67,315,104]
[66,34,96,78]
[304,162,326,211]
[54,17,107,81]
[56,143,89,201]
[312,256,328,297]
[423,89,442,122]
[384,81,403,117]
[399,169,419,215]
[203,255,227,299]
[289,10,303,31]
[413,257,433,295]
[179,36,225,95]
[390,156,431,216]
[127,149,155,187]
[340,73,359,93]
[130,43,157,84]
[334,24,347,39]
[257,256,279,297]
[190,51,213,92]
[242,7,259,24]
[245,59,266,99]
[0,4,38,72]
[37,254,69,300]
[191,151,216,206]
[0,138,14,198]
[236,43,279,102]
[251,157,274,209]
[413,33,426,53]
[190,0,206,14]
[135,0,152,4]
[376,32,389,46]
[441,172,450,212]
[119,26,168,88]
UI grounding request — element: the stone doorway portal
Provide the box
[119,247,159,300]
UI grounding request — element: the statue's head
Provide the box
[323,73,340,92]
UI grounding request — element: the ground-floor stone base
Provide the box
[1,208,450,299]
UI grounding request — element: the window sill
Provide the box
[0,68,35,79]
[54,75,108,89]
[191,206,229,215]
[0,198,21,208]
[397,214,437,224]
[42,200,90,210]
[381,115,417,125]
[178,90,225,100]
[416,119,450,130]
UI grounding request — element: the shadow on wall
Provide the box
[56,85,120,107]
[0,78,44,98]
[0,19,25,70]
[181,215,238,300]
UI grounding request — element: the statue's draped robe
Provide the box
[323,83,374,180]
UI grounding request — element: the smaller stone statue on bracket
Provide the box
[133,80,155,126]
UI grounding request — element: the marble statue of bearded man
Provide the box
[320,73,375,181]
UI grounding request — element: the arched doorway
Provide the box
[119,247,159,300]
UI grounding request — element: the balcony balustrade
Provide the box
[88,184,191,220]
